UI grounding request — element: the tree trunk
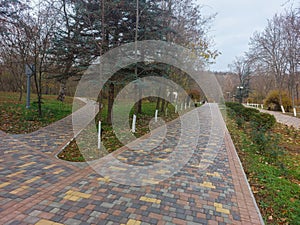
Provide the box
[160,99,165,113]
[156,87,161,109]
[156,97,160,110]
[138,86,142,114]
[278,90,285,113]
[97,90,103,122]
[57,78,67,102]
[107,82,114,125]
[296,83,299,102]
[18,85,23,102]
[38,71,42,117]
[33,64,42,117]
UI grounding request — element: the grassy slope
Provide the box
[226,112,300,224]
[58,101,180,161]
[0,92,73,134]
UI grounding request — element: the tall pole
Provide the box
[98,0,105,121]
[25,64,33,109]
[135,0,139,64]
[26,74,31,109]
[134,0,139,114]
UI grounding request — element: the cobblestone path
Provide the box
[258,108,300,129]
[0,103,264,225]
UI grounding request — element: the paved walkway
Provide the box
[258,109,300,129]
[0,103,264,225]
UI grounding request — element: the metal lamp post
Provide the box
[25,64,34,109]
[226,92,231,102]
[237,86,244,104]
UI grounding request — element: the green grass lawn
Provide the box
[0,92,74,134]
[226,104,300,224]
[58,100,182,161]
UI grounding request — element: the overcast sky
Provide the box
[198,0,289,72]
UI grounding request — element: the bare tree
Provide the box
[282,8,300,115]
[229,56,252,103]
[249,14,288,112]
[22,1,58,116]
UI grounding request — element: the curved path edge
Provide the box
[0,103,265,225]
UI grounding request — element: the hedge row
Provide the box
[226,102,276,131]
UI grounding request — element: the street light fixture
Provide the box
[237,86,244,104]
[226,92,231,102]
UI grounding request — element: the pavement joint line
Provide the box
[0,102,264,224]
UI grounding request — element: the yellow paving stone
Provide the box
[142,179,159,185]
[97,176,111,183]
[156,169,170,174]
[43,164,56,170]
[140,196,161,204]
[117,157,127,161]
[35,219,53,225]
[200,181,216,189]
[214,203,222,208]
[10,186,29,194]
[53,169,64,175]
[190,164,201,168]
[64,195,80,201]
[134,150,144,153]
[24,176,41,184]
[206,172,221,178]
[0,182,10,188]
[64,190,91,200]
[163,148,172,152]
[20,155,32,159]
[73,191,91,199]
[191,163,211,169]
[65,190,74,195]
[109,166,127,171]
[7,170,26,178]
[4,150,19,154]
[35,219,64,225]
[214,203,230,214]
[126,219,141,225]
[19,162,36,168]
[154,158,164,161]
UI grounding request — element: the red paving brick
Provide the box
[0,102,264,224]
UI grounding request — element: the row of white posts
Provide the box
[97,102,193,149]
[246,103,264,109]
[247,102,297,117]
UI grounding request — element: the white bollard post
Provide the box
[98,121,101,150]
[188,102,191,108]
[293,108,297,117]
[165,108,168,116]
[132,114,136,133]
[175,104,178,113]
[261,104,264,109]
[280,105,286,114]
[184,102,187,110]
[181,103,183,111]
[155,110,158,122]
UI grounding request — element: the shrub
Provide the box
[242,107,259,121]
[226,102,277,158]
[226,102,245,116]
[250,112,276,131]
[264,90,292,111]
